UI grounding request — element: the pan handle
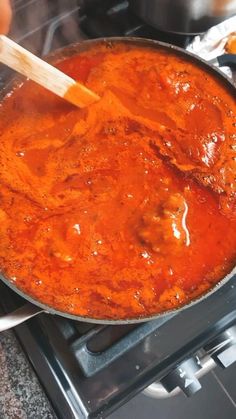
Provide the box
[217,54,236,70]
[0,303,44,332]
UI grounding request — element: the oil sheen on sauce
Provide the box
[0,43,235,320]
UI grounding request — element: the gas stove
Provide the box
[0,1,236,418]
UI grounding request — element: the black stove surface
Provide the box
[1,278,236,419]
[0,1,236,418]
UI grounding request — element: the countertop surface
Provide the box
[0,329,56,419]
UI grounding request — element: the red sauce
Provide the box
[0,42,235,320]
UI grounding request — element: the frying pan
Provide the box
[0,37,235,330]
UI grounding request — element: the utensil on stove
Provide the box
[129,0,236,34]
[0,37,235,330]
[208,53,236,69]
[0,35,100,108]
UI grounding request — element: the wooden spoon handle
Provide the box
[0,35,100,108]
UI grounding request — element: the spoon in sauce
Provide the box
[0,35,100,108]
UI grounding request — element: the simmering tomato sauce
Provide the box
[0,42,235,320]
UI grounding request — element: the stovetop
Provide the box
[1,278,236,418]
[0,1,236,418]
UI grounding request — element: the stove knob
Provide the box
[160,356,202,397]
[204,325,236,369]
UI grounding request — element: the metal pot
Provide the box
[129,0,236,34]
[0,37,235,330]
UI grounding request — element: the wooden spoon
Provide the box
[0,35,100,108]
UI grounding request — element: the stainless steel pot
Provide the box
[129,0,236,34]
[0,37,235,330]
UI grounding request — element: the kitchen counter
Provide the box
[0,329,56,419]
